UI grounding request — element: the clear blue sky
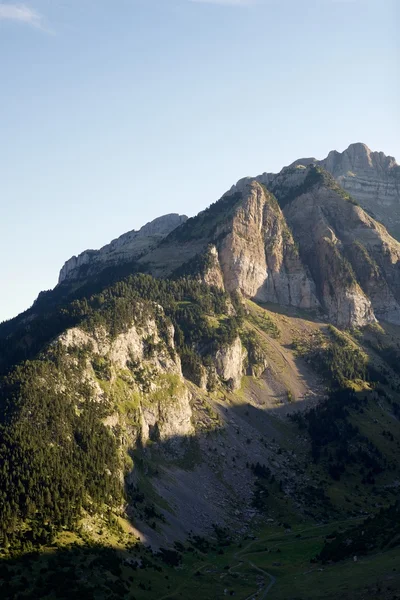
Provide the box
[1,0,399,321]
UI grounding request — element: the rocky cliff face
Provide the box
[274,143,400,240]
[259,164,400,327]
[59,213,188,283]
[320,143,400,240]
[58,316,194,448]
[201,245,225,291]
[279,171,377,327]
[217,180,319,310]
[55,143,400,329]
[214,336,246,390]
[134,181,320,313]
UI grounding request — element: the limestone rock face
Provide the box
[274,166,400,327]
[201,245,225,291]
[58,317,193,446]
[295,143,400,240]
[58,213,188,283]
[217,180,319,310]
[255,144,400,239]
[214,336,246,390]
[54,142,400,330]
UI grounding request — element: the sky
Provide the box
[0,0,399,321]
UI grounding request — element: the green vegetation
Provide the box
[0,273,241,380]
[1,518,398,599]
[0,268,253,554]
[272,165,360,208]
[241,329,267,376]
[246,299,281,339]
[0,213,400,600]
[0,356,122,552]
[172,244,218,279]
[166,191,243,242]
[290,321,400,511]
[272,165,324,208]
[322,238,359,289]
[292,325,367,388]
[318,503,400,562]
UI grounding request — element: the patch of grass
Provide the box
[246,300,281,339]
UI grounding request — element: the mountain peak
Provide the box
[256,143,399,240]
[345,141,372,155]
[137,213,188,237]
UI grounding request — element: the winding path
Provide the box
[159,516,363,600]
[234,540,277,599]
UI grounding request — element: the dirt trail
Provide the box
[158,517,364,600]
[234,538,276,600]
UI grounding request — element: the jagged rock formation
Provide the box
[56,143,400,329]
[217,180,319,309]
[137,182,320,311]
[214,336,246,390]
[267,165,400,326]
[58,213,188,283]
[320,143,400,239]
[140,172,400,327]
[201,245,225,291]
[257,143,400,240]
[58,319,194,447]
[5,143,400,567]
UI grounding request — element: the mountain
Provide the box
[58,213,188,283]
[137,167,400,328]
[1,144,400,599]
[257,142,400,240]
[58,144,400,329]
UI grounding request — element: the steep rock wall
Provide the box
[217,181,319,310]
[59,213,188,283]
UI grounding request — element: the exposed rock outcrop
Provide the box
[201,245,225,291]
[320,143,400,240]
[58,213,188,283]
[257,143,400,240]
[54,143,400,330]
[58,317,193,446]
[214,336,246,390]
[274,166,400,327]
[217,180,320,310]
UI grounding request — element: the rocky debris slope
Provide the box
[58,213,188,283]
[51,308,299,543]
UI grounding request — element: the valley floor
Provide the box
[1,518,399,600]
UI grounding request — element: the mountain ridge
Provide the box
[55,143,400,331]
[253,142,400,238]
[2,144,400,599]
[58,213,188,283]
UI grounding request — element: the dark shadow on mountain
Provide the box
[254,300,325,323]
[1,386,400,600]
[0,541,194,600]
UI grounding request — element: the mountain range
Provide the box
[1,142,400,600]
[58,143,400,328]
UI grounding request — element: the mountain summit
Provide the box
[2,143,400,598]
[56,144,400,330]
[281,143,400,239]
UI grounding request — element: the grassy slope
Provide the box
[1,519,399,599]
[2,301,400,599]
